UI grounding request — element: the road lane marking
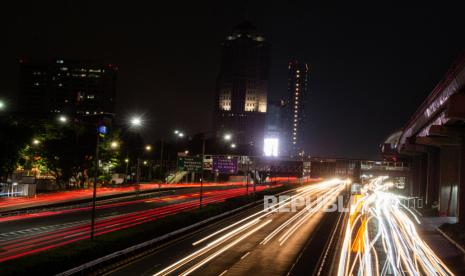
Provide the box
[240,251,250,260]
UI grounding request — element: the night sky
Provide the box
[1,2,464,159]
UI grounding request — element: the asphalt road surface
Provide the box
[0,184,277,262]
[107,179,346,276]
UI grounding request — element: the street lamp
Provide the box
[130,116,142,127]
[110,141,119,149]
[223,133,232,141]
[32,139,40,146]
[230,143,236,148]
[124,158,129,184]
[0,100,5,110]
[145,145,152,151]
[90,122,106,240]
[58,115,68,124]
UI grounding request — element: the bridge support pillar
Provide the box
[426,147,440,207]
[411,154,426,198]
[459,140,465,225]
[438,146,460,216]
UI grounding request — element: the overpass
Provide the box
[308,157,410,189]
[382,51,465,221]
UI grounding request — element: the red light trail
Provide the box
[0,185,278,263]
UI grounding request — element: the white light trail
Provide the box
[154,178,347,275]
[337,176,454,276]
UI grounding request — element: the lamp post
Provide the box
[90,124,116,240]
[125,115,144,193]
[159,140,164,187]
[199,132,233,208]
[124,158,129,184]
[134,144,152,194]
[90,125,103,240]
[199,136,206,208]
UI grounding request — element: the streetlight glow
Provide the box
[178,132,184,137]
[130,116,142,127]
[0,100,5,110]
[58,115,68,123]
[230,143,236,148]
[145,145,152,151]
[110,141,119,149]
[124,158,129,163]
[32,139,40,145]
[223,133,232,141]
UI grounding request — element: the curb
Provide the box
[436,227,465,254]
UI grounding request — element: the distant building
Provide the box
[286,61,309,157]
[18,59,117,117]
[213,21,270,154]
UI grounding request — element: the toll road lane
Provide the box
[107,179,348,276]
[0,185,277,263]
[337,176,454,276]
[0,179,291,212]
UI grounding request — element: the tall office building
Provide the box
[213,21,270,153]
[286,61,309,157]
[19,59,117,117]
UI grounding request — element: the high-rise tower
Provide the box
[213,21,270,153]
[286,61,309,157]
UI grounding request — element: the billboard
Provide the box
[264,138,279,157]
[212,157,238,174]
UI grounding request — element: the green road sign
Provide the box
[177,156,203,172]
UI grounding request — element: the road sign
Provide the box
[97,125,107,135]
[177,156,203,172]
[212,157,238,174]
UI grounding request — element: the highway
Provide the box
[107,179,347,276]
[0,184,281,263]
[337,176,454,276]
[0,181,282,212]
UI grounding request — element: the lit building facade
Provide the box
[213,21,270,153]
[19,59,117,117]
[286,61,309,157]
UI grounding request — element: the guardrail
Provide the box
[314,194,349,276]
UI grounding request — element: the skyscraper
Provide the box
[286,61,309,157]
[213,21,270,154]
[19,59,117,117]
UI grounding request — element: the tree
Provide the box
[6,116,121,189]
[0,120,33,181]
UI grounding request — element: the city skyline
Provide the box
[1,2,465,159]
[2,2,465,275]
